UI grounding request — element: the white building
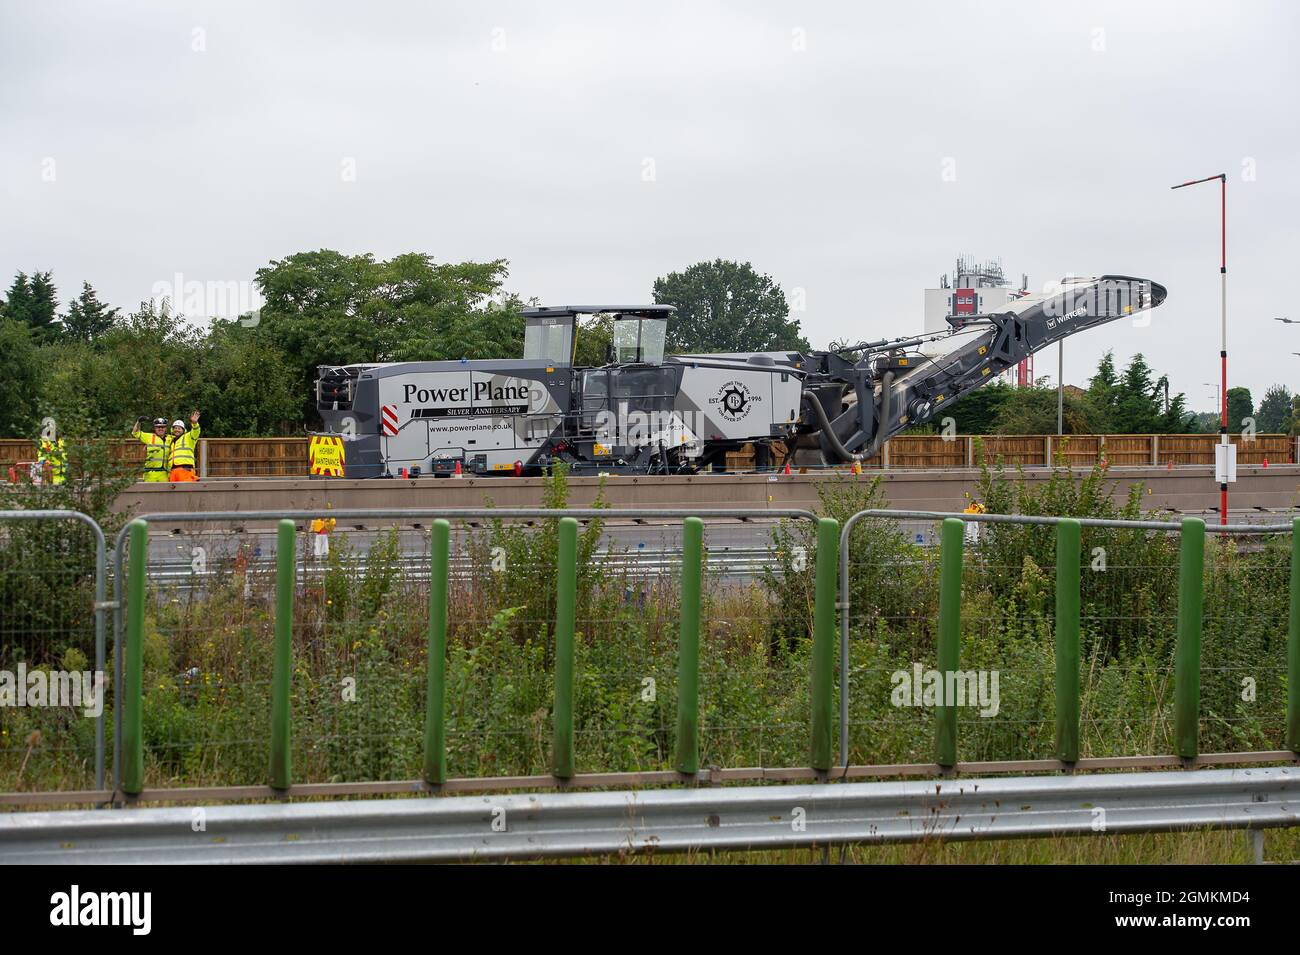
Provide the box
[923,257,1032,386]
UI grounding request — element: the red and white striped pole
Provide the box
[1172,173,1228,525]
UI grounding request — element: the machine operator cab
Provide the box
[573,306,689,464]
[520,304,672,365]
[577,307,676,421]
[522,307,579,364]
[609,308,670,365]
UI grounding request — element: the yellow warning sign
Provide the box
[309,436,346,477]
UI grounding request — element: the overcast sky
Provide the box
[2,0,1297,412]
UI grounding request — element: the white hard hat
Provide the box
[172,420,185,428]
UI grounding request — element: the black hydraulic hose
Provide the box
[803,371,893,463]
[860,371,894,462]
[802,390,855,462]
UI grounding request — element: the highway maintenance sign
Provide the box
[309,436,345,477]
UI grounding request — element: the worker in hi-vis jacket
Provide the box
[37,435,67,485]
[131,416,171,482]
[168,410,202,482]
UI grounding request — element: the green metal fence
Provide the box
[0,510,107,792]
[837,510,1300,770]
[110,508,827,797]
[4,504,1299,804]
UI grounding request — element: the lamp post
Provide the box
[1172,173,1228,525]
[1057,341,1064,436]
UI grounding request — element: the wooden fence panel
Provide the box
[1233,433,1290,465]
[1159,434,1213,466]
[1052,435,1104,467]
[1102,434,1152,466]
[204,438,309,476]
[0,440,35,468]
[887,436,967,468]
[976,436,1046,467]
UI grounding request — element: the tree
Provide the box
[43,299,205,432]
[255,250,518,425]
[940,381,1013,434]
[11,250,521,437]
[193,320,308,435]
[25,271,62,343]
[993,383,1101,435]
[652,259,809,353]
[0,318,42,436]
[1084,351,1189,433]
[1084,351,1120,430]
[1226,387,1253,433]
[61,282,120,344]
[908,353,1193,437]
[573,314,613,367]
[1256,385,1292,433]
[2,272,32,325]
[1114,354,1159,432]
[1287,396,1300,437]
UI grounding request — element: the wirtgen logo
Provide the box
[0,665,104,717]
[890,664,1000,717]
[50,886,151,935]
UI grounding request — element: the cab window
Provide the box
[612,316,667,364]
[523,316,575,363]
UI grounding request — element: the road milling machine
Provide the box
[312,274,1166,477]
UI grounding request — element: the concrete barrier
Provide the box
[112,465,1300,518]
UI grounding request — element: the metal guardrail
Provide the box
[2,766,1295,863]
